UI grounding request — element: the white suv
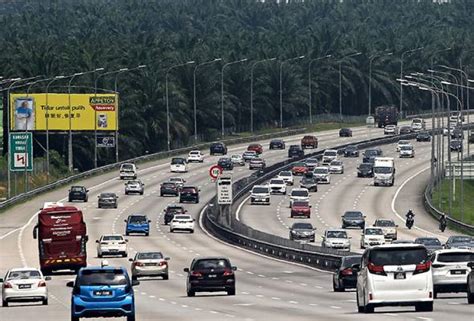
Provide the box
[269,178,286,195]
[431,249,473,298]
[355,244,433,313]
[96,234,128,258]
[187,150,204,163]
[250,185,271,205]
[289,188,309,207]
[360,227,385,249]
[277,171,294,185]
[313,166,330,184]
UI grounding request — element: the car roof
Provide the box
[101,234,124,237]
[192,256,231,262]
[326,228,346,232]
[8,267,41,272]
[434,249,473,254]
[370,243,425,249]
[79,266,126,272]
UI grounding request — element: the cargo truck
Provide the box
[373,157,395,186]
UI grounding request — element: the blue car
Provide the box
[125,214,151,236]
[67,266,139,321]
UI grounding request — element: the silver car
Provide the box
[1,268,50,307]
[125,180,145,195]
[231,154,245,166]
[129,252,170,281]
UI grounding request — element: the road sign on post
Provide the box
[97,135,115,148]
[209,165,223,180]
[9,132,33,171]
[217,174,233,205]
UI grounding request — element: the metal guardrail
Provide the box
[445,162,474,179]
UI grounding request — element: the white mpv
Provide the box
[431,249,473,298]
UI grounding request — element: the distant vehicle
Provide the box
[247,143,263,154]
[187,150,204,163]
[67,266,138,321]
[362,148,382,164]
[179,186,200,204]
[291,162,308,176]
[96,234,128,258]
[119,162,137,180]
[360,227,385,249]
[333,255,361,292]
[339,128,353,137]
[373,218,398,240]
[329,160,344,174]
[416,131,431,142]
[322,149,338,165]
[160,181,180,197]
[357,163,374,178]
[1,268,50,307]
[450,139,463,152]
[163,204,187,225]
[468,262,474,304]
[289,188,309,207]
[269,178,287,195]
[230,154,245,166]
[184,257,237,297]
[242,150,257,162]
[130,252,170,281]
[449,111,464,124]
[411,118,426,131]
[125,179,145,195]
[304,158,319,170]
[341,211,365,229]
[290,201,311,218]
[301,135,318,149]
[414,237,442,252]
[299,176,318,192]
[313,166,330,184]
[373,157,395,186]
[384,125,398,135]
[277,171,294,185]
[444,235,473,249]
[451,128,464,139]
[170,214,195,233]
[375,105,398,128]
[344,145,359,157]
[68,185,89,202]
[288,145,304,158]
[399,145,415,158]
[289,222,315,242]
[391,239,415,244]
[170,157,188,173]
[250,185,271,205]
[169,177,186,189]
[125,214,151,236]
[98,192,118,209]
[396,139,411,152]
[399,125,412,135]
[269,139,285,149]
[248,157,266,170]
[218,157,234,171]
[210,142,227,155]
[321,229,351,251]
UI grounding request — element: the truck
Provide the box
[33,204,88,274]
[373,157,395,186]
[375,105,398,128]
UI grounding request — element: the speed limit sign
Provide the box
[209,165,223,180]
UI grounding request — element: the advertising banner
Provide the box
[9,93,118,131]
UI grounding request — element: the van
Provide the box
[411,118,425,131]
[373,157,395,186]
[119,163,137,180]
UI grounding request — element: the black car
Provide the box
[160,182,180,197]
[339,128,353,137]
[362,148,381,163]
[414,237,442,253]
[357,163,374,177]
[333,255,362,292]
[179,186,200,204]
[399,125,412,135]
[444,235,473,249]
[269,139,285,149]
[344,145,359,157]
[341,211,365,229]
[299,176,318,192]
[210,142,227,155]
[288,145,304,158]
[184,257,236,297]
[163,205,187,225]
[416,131,431,142]
[98,192,118,209]
[289,222,316,242]
[450,139,463,152]
[451,128,464,139]
[469,133,474,144]
[217,157,234,170]
[68,186,88,202]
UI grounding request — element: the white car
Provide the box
[250,185,271,205]
[289,188,309,207]
[399,145,415,158]
[313,166,330,184]
[231,154,245,166]
[322,149,338,165]
[431,249,473,298]
[355,244,433,313]
[277,171,294,186]
[322,229,351,251]
[187,150,204,163]
[411,118,425,131]
[96,234,128,257]
[170,214,195,233]
[169,177,186,189]
[1,268,50,307]
[170,157,188,173]
[329,160,344,174]
[119,163,137,180]
[396,140,411,152]
[373,218,398,240]
[384,125,398,135]
[360,227,385,249]
[269,178,287,195]
[124,179,145,195]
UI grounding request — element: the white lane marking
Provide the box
[233,303,255,306]
[330,306,341,309]
[235,194,251,221]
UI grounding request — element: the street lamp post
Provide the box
[338,52,362,121]
[279,55,305,128]
[369,52,393,116]
[250,57,276,132]
[400,47,424,116]
[308,54,331,124]
[6,77,23,198]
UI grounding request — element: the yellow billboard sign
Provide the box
[9,93,118,131]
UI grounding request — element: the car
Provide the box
[288,145,304,158]
[411,118,426,131]
[384,125,398,135]
[247,143,263,154]
[250,185,271,205]
[218,157,234,170]
[269,139,285,149]
[98,192,118,209]
[341,211,365,229]
[169,177,186,189]
[313,166,330,184]
[230,154,245,166]
[360,227,385,249]
[357,163,374,177]
[416,132,431,142]
[242,150,257,162]
[344,145,359,157]
[468,262,474,304]
[67,266,139,321]
[444,235,473,249]
[354,244,433,313]
[96,234,128,257]
[170,214,195,233]
[290,200,311,218]
[277,170,294,185]
[289,188,309,207]
[450,139,463,152]
[431,249,474,298]
[119,162,137,180]
[469,133,474,144]
[329,160,344,174]
[125,179,145,195]
[249,157,266,170]
[362,148,382,163]
[68,185,89,202]
[210,142,227,155]
[289,222,315,242]
[170,157,188,173]
[179,186,200,204]
[322,149,338,165]
[396,140,411,152]
[129,252,170,281]
[184,257,236,297]
[160,181,180,197]
[291,162,308,176]
[399,125,412,135]
[304,158,319,170]
[321,229,351,251]
[414,237,443,253]
[373,219,398,240]
[391,239,415,244]
[299,176,318,192]
[399,145,415,158]
[1,268,50,307]
[163,204,187,225]
[451,128,464,139]
[187,150,204,163]
[125,214,151,236]
[339,128,352,137]
[269,178,287,195]
[333,255,362,292]
[301,135,318,149]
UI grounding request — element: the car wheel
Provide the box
[127,314,136,321]
[68,198,72,202]
[433,290,438,299]
[42,298,48,305]
[98,253,102,258]
[356,291,364,313]
[163,274,169,280]
[122,252,127,258]
[114,204,118,209]
[125,231,129,236]
[227,288,236,296]
[190,229,194,234]
[132,274,138,281]
[364,303,374,313]
[98,204,101,209]
[170,229,174,233]
[145,232,149,236]
[71,315,79,321]
[415,302,433,312]
[2,300,8,307]
[187,289,195,297]
[333,278,341,292]
[467,292,474,304]
[160,193,163,197]
[140,192,143,195]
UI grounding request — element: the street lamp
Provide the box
[369,52,393,116]
[399,47,424,116]
[250,57,276,132]
[166,61,195,151]
[308,54,331,124]
[279,55,305,128]
[338,52,362,121]
[6,77,23,198]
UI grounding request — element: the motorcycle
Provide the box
[406,217,414,229]
[439,220,447,232]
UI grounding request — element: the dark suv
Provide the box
[179,186,200,203]
[184,257,237,297]
[69,186,89,202]
[98,192,118,209]
[210,142,227,155]
[163,205,187,225]
[218,157,234,170]
[269,139,285,149]
[333,255,362,292]
[160,182,180,196]
[288,145,304,158]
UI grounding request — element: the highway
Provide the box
[0,124,472,321]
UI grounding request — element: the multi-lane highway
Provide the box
[0,123,471,321]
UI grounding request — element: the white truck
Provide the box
[373,157,395,186]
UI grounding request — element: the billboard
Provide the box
[9,93,118,131]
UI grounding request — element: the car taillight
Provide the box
[134,262,144,267]
[413,261,431,275]
[191,271,202,277]
[4,282,12,289]
[341,268,353,276]
[38,281,47,287]
[223,269,234,276]
[159,261,167,267]
[367,262,386,276]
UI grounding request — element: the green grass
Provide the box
[431,179,474,226]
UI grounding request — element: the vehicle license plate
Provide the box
[394,272,406,280]
[18,284,31,289]
[94,290,111,296]
[145,263,156,266]
[451,270,465,275]
[207,274,217,278]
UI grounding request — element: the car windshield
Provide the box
[306,159,318,164]
[189,151,199,155]
[331,161,342,166]
[293,201,309,207]
[175,215,192,220]
[7,270,41,280]
[193,259,231,270]
[162,182,176,188]
[314,168,328,174]
[301,177,315,183]
[167,206,184,213]
[450,236,472,243]
[398,140,410,145]
[253,187,269,194]
[270,179,284,185]
[293,162,306,167]
[400,146,412,150]
[279,171,291,177]
[327,230,347,238]
[231,155,241,159]
[342,256,361,268]
[121,164,133,171]
[103,235,123,241]
[169,178,183,183]
[290,145,300,150]
[344,212,363,218]
[375,220,395,227]
[128,180,141,185]
[437,252,474,263]
[359,163,372,170]
[71,186,84,192]
[78,269,128,286]
[137,252,163,260]
[171,158,186,165]
[346,146,356,151]
[293,223,313,230]
[365,228,383,235]
[369,247,428,265]
[129,216,147,224]
[291,190,308,197]
[364,150,378,156]
[181,188,196,193]
[416,238,441,246]
[249,144,259,149]
[324,151,337,157]
[374,167,392,174]
[100,193,115,198]
[219,158,230,163]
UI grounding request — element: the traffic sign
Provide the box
[209,165,223,180]
[217,175,233,205]
[97,135,115,148]
[9,132,33,171]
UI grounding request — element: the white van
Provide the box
[119,163,137,180]
[411,118,425,131]
[373,157,395,186]
[170,157,188,173]
[355,244,433,313]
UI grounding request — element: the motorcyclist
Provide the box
[405,209,415,228]
[439,214,447,232]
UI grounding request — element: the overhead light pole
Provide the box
[308,54,331,124]
[369,52,393,116]
[338,52,362,121]
[399,47,424,116]
[250,57,276,132]
[279,55,305,128]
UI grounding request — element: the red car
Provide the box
[290,201,311,218]
[247,143,263,155]
[291,162,308,176]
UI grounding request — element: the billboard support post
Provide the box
[6,78,23,198]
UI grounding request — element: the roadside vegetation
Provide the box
[432,179,474,226]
